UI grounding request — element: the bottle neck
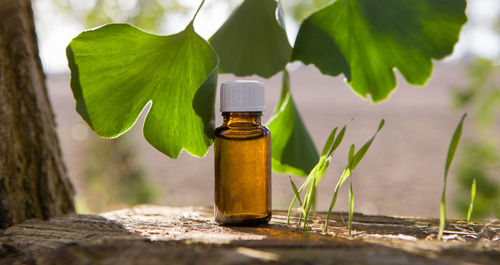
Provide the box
[222,112,263,127]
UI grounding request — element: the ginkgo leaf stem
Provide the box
[190,0,206,25]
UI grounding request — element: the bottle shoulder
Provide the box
[215,124,270,140]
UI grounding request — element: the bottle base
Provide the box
[215,212,272,226]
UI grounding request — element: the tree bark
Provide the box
[1,206,498,265]
[0,0,74,228]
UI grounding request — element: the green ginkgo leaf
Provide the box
[267,70,319,176]
[292,0,467,102]
[67,22,219,158]
[210,0,292,78]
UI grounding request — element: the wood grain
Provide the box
[0,206,498,264]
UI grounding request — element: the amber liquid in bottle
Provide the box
[214,112,271,225]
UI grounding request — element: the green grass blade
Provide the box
[303,166,324,229]
[325,167,351,231]
[348,174,354,235]
[377,119,385,131]
[439,189,447,240]
[439,113,467,240]
[310,162,331,212]
[288,122,351,230]
[289,162,321,226]
[303,185,315,230]
[289,176,306,217]
[314,159,331,185]
[444,114,466,177]
[351,119,385,169]
[348,144,355,167]
[302,169,318,206]
[289,124,347,228]
[287,162,320,224]
[348,144,355,235]
[321,127,338,156]
[466,178,477,222]
[325,120,383,232]
[328,123,348,157]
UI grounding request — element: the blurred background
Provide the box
[33,0,499,218]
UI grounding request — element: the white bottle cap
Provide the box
[220,80,265,112]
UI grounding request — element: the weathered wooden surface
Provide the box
[0,0,74,228]
[0,205,498,265]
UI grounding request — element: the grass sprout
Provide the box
[287,124,348,229]
[289,176,306,217]
[348,145,355,235]
[288,119,384,232]
[466,178,477,222]
[439,113,467,240]
[349,173,354,235]
[325,120,385,232]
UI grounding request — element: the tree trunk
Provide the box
[0,0,74,228]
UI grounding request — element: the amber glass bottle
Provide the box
[214,81,271,225]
